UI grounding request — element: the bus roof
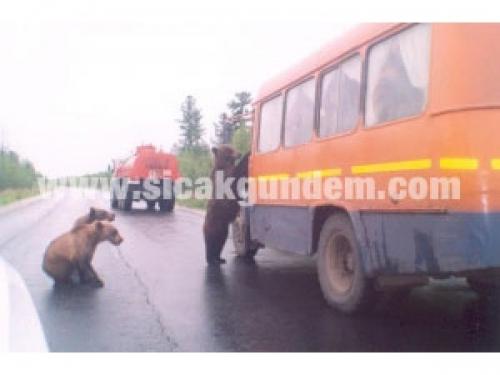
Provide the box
[255,23,401,103]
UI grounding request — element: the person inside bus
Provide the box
[372,43,424,124]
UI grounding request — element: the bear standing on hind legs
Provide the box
[203,145,249,265]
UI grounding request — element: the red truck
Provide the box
[111,145,180,212]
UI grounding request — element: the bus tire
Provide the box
[231,210,259,259]
[317,214,375,314]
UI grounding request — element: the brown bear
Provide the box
[73,207,115,229]
[42,221,123,287]
[203,145,249,265]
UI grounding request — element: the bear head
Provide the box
[211,145,241,172]
[94,221,123,245]
[89,207,115,223]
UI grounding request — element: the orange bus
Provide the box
[231,23,500,313]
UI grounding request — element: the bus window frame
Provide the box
[282,75,317,150]
[315,52,363,141]
[362,23,433,131]
[254,23,434,154]
[256,92,285,154]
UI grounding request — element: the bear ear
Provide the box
[89,207,96,219]
[211,147,218,155]
[96,221,103,231]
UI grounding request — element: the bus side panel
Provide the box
[359,211,500,277]
[249,205,313,255]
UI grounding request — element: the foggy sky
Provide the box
[0,1,353,178]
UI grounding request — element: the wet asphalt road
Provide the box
[1,192,500,352]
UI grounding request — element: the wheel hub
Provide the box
[326,234,356,295]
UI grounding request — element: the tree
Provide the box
[0,147,40,190]
[214,91,253,145]
[228,91,252,133]
[178,95,204,151]
[213,113,233,145]
[231,126,251,155]
[228,91,252,119]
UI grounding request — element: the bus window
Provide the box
[319,55,361,137]
[284,78,315,147]
[365,23,431,127]
[258,95,283,153]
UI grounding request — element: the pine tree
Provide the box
[227,91,252,119]
[213,113,233,145]
[177,95,204,151]
[213,91,253,145]
[228,91,252,131]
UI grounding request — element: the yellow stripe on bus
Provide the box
[296,168,342,179]
[439,158,478,170]
[351,159,432,175]
[257,157,484,179]
[491,159,500,170]
[257,174,290,182]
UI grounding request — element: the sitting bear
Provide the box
[73,207,115,229]
[42,221,123,287]
[203,145,249,265]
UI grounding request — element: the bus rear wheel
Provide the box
[317,214,375,314]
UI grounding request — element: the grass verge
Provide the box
[177,197,207,210]
[0,188,39,207]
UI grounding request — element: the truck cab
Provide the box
[111,145,180,212]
